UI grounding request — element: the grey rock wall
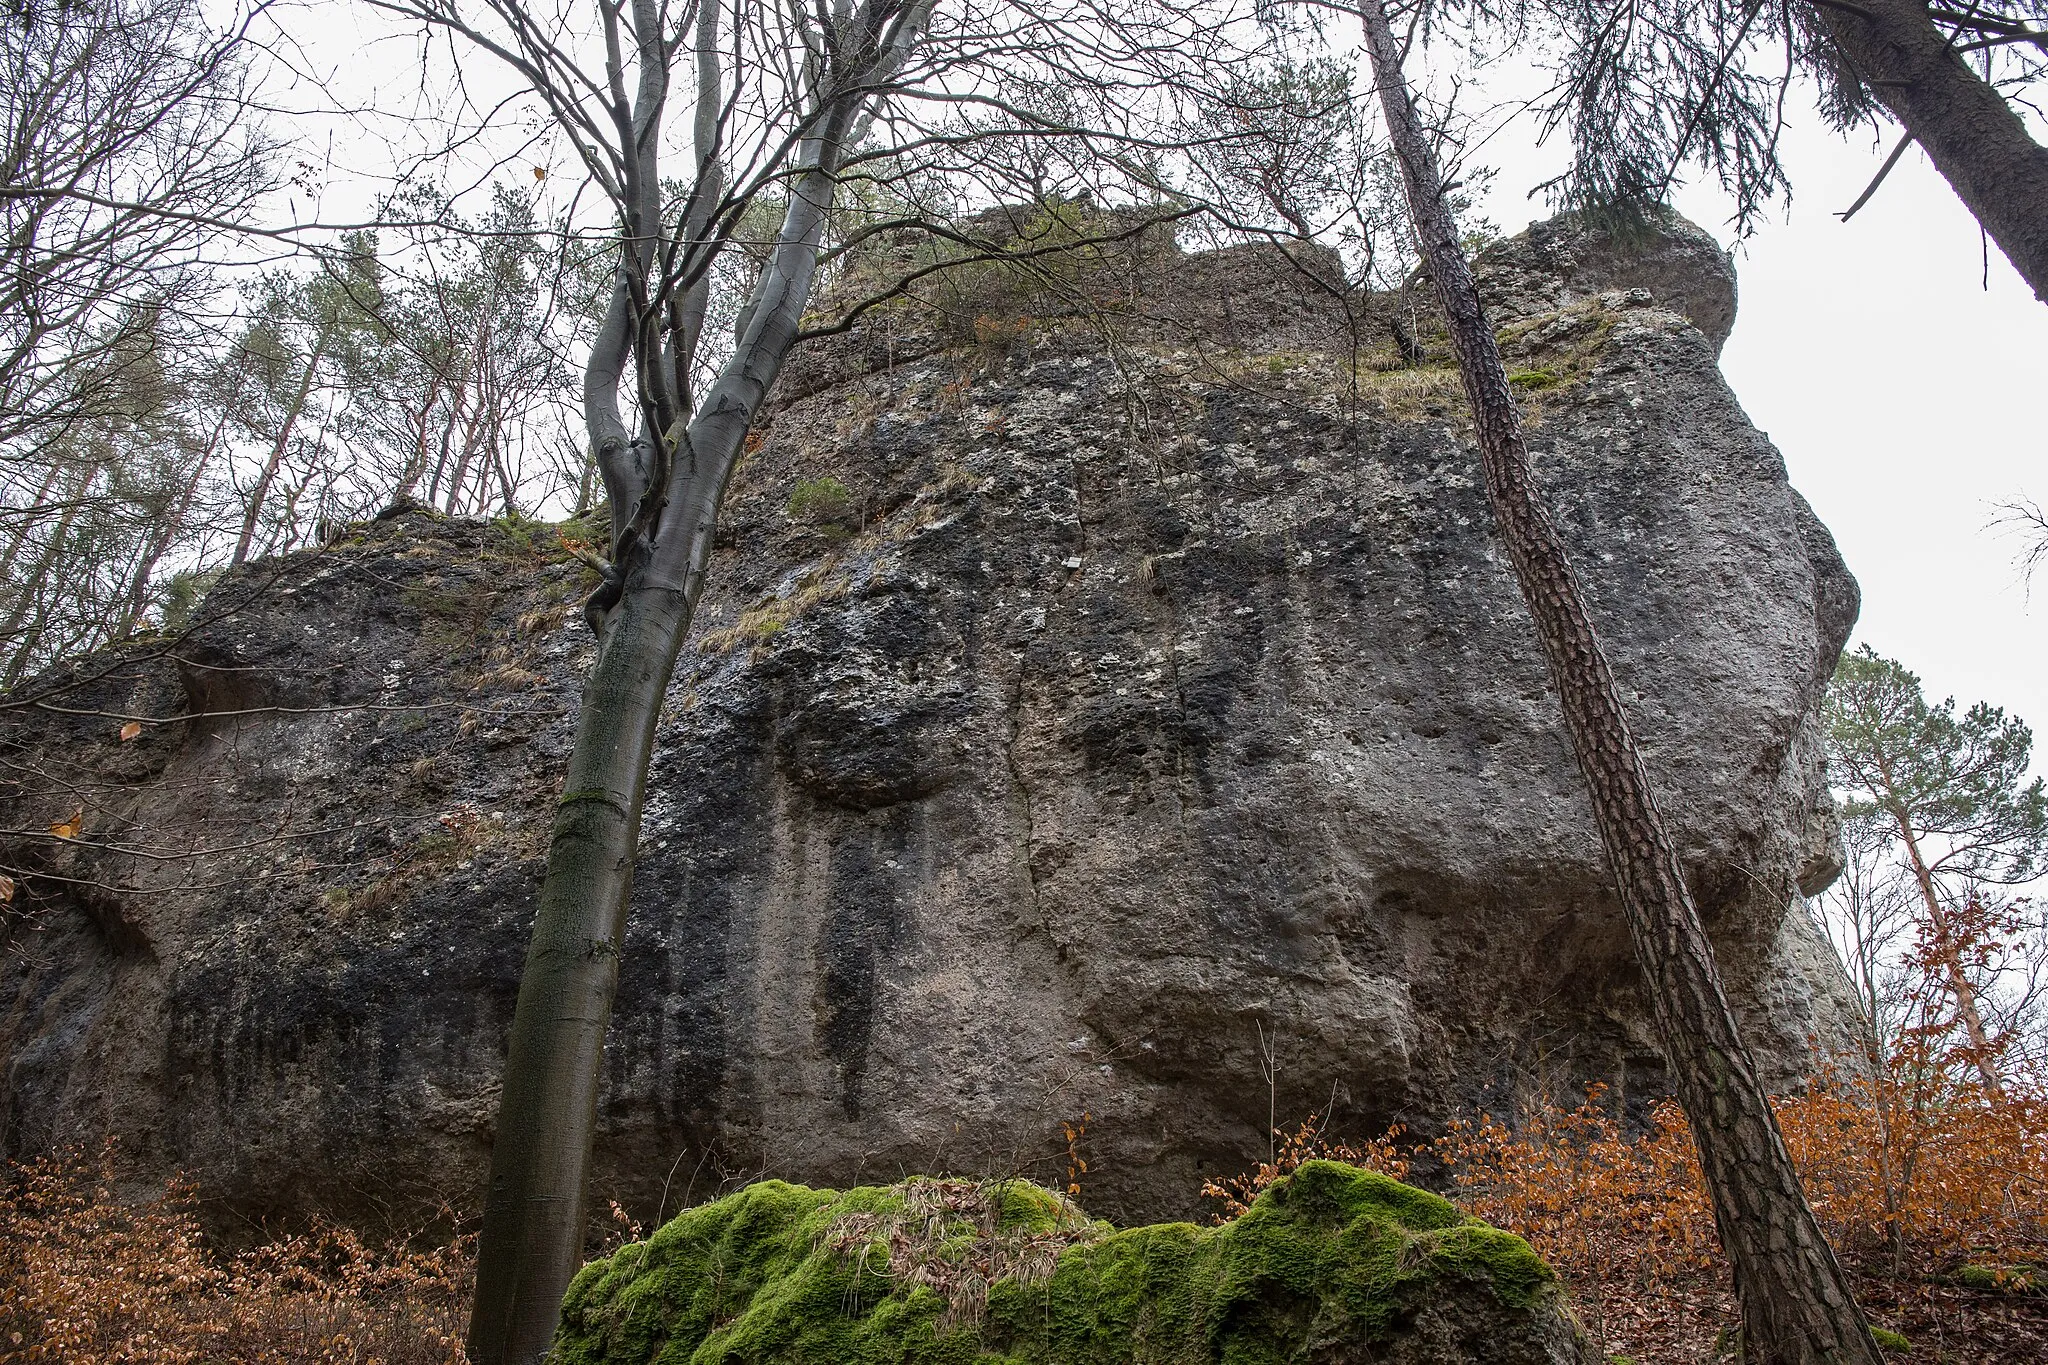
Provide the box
[0,213,1861,1233]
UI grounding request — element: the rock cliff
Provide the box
[0,212,1862,1234]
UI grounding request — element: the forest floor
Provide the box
[1576,1268,2048,1363]
[5,1068,2045,1364]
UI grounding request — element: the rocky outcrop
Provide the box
[0,212,1861,1234]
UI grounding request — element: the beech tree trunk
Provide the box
[461,0,920,1334]
[1355,4,1883,1361]
[1808,0,2048,303]
[465,583,691,1364]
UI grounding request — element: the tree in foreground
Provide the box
[1412,0,2048,301]
[422,6,946,1353]
[1352,0,1882,1358]
[350,0,1269,1355]
[1823,646,2048,1092]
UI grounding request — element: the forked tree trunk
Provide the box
[1806,0,2048,303]
[1355,4,1883,1361]
[466,142,868,1365]
[465,583,692,1364]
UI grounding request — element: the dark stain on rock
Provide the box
[813,817,909,1118]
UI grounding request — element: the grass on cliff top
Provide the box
[553,1159,1556,1365]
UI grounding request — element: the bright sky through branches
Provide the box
[1470,94,2047,777]
[276,0,2046,763]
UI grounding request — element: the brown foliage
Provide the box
[0,1144,471,1364]
[1442,1071,2048,1359]
[1433,1072,2048,1287]
[1209,1067,2048,1359]
[1434,1085,1718,1284]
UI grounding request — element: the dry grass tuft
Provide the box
[694,571,850,656]
[818,1178,1099,1332]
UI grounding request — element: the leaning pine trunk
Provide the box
[1887,808,2003,1096]
[1355,3,1883,1361]
[465,583,693,1362]
[1806,0,2048,303]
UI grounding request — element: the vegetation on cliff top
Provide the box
[552,1160,1560,1364]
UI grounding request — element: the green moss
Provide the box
[1506,368,1561,390]
[556,1161,1562,1365]
[1870,1326,1910,1352]
[1954,1261,2041,1294]
[787,476,856,529]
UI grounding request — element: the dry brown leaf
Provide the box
[48,807,82,839]
[119,721,143,742]
[0,874,14,902]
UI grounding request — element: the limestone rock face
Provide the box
[0,213,1860,1232]
[1472,209,1740,354]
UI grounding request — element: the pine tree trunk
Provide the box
[1884,799,2003,1095]
[465,582,692,1365]
[1806,0,2048,303]
[0,462,64,583]
[0,466,89,685]
[234,340,325,567]
[118,438,214,637]
[1355,3,1883,1360]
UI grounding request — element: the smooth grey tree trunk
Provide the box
[465,583,690,1363]
[1356,3,1884,1361]
[461,2,926,1333]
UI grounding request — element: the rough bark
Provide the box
[117,434,214,636]
[1356,3,1883,1361]
[0,464,89,684]
[1807,0,2048,303]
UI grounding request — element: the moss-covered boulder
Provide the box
[555,1160,1589,1364]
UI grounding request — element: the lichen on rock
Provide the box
[555,1160,1587,1364]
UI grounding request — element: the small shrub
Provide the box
[1434,1073,2048,1286]
[970,313,1033,366]
[158,570,219,636]
[1206,1071,2048,1361]
[1201,1112,1409,1221]
[1433,1086,1716,1284]
[785,476,855,534]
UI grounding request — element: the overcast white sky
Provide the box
[295,9,2046,750]
[1470,102,2048,760]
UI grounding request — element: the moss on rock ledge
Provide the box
[555,1160,1588,1364]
